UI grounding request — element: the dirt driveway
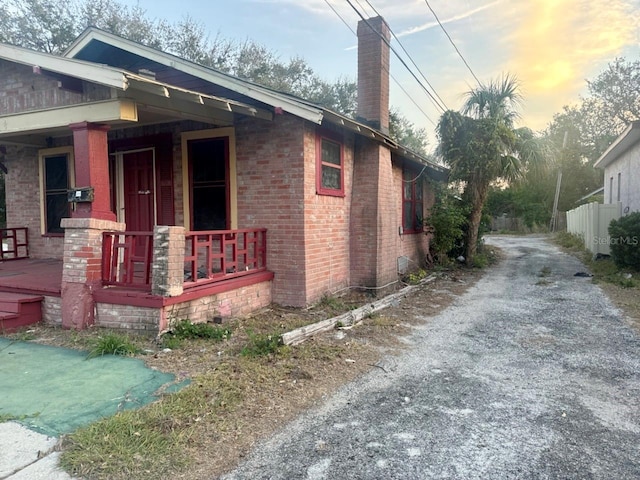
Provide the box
[222,235,640,479]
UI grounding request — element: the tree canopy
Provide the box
[0,0,430,154]
[437,75,547,262]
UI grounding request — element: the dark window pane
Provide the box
[415,203,423,229]
[403,182,412,200]
[403,201,413,229]
[322,165,341,190]
[193,186,226,230]
[46,193,68,234]
[322,139,341,166]
[416,180,423,200]
[44,154,70,234]
[45,155,68,190]
[190,138,227,230]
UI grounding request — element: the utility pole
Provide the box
[550,131,568,232]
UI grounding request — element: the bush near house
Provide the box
[608,212,640,271]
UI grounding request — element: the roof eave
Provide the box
[594,121,640,169]
[0,42,127,90]
[65,27,324,124]
[321,109,449,180]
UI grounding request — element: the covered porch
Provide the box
[0,226,273,332]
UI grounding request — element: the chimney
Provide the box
[357,16,391,134]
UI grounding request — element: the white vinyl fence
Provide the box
[566,202,622,255]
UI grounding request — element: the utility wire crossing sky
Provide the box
[122,0,640,145]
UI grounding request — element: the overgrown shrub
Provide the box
[427,187,467,259]
[608,212,640,271]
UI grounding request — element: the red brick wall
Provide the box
[3,145,65,258]
[394,164,436,268]
[357,17,390,133]
[95,279,272,332]
[235,115,307,306]
[301,125,353,303]
[350,141,398,287]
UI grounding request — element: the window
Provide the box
[316,130,344,196]
[609,176,613,203]
[39,148,74,235]
[402,168,423,233]
[189,137,229,230]
[617,172,621,202]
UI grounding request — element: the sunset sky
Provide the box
[121,0,640,149]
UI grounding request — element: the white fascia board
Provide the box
[0,43,127,90]
[594,121,640,169]
[65,28,324,123]
[0,99,137,134]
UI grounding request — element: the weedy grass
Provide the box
[553,232,639,289]
[87,333,141,359]
[60,362,245,479]
[161,320,232,348]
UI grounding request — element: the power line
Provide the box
[323,0,437,126]
[323,0,356,35]
[423,0,482,86]
[363,0,449,111]
[344,0,447,114]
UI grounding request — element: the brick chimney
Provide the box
[357,16,391,134]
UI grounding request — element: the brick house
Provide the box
[0,16,447,333]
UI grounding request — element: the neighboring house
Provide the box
[594,120,640,214]
[0,16,447,333]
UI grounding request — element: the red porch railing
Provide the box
[0,227,29,260]
[101,228,268,291]
[102,231,153,289]
[184,228,267,289]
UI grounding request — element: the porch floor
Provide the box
[0,258,62,296]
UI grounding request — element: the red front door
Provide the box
[123,150,155,232]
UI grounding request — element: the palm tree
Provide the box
[437,74,545,263]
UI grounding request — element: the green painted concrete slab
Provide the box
[0,338,182,436]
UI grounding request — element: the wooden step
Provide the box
[0,292,43,333]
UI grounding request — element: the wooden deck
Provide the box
[0,258,62,296]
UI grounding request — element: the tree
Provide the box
[0,0,427,148]
[587,57,640,126]
[389,108,429,155]
[437,75,545,263]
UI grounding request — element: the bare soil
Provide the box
[10,267,482,479]
[9,240,639,479]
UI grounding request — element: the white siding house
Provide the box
[594,121,640,214]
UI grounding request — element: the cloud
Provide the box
[504,0,639,127]
[397,1,503,37]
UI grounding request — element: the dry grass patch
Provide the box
[8,269,483,479]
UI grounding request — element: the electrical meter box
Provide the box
[67,187,95,203]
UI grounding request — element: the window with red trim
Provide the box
[402,168,423,233]
[316,131,344,196]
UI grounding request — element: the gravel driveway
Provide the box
[222,235,640,480]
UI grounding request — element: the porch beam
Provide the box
[0,99,138,135]
[126,78,170,97]
[201,97,273,121]
[121,90,234,125]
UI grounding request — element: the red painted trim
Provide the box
[315,128,345,197]
[93,270,274,308]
